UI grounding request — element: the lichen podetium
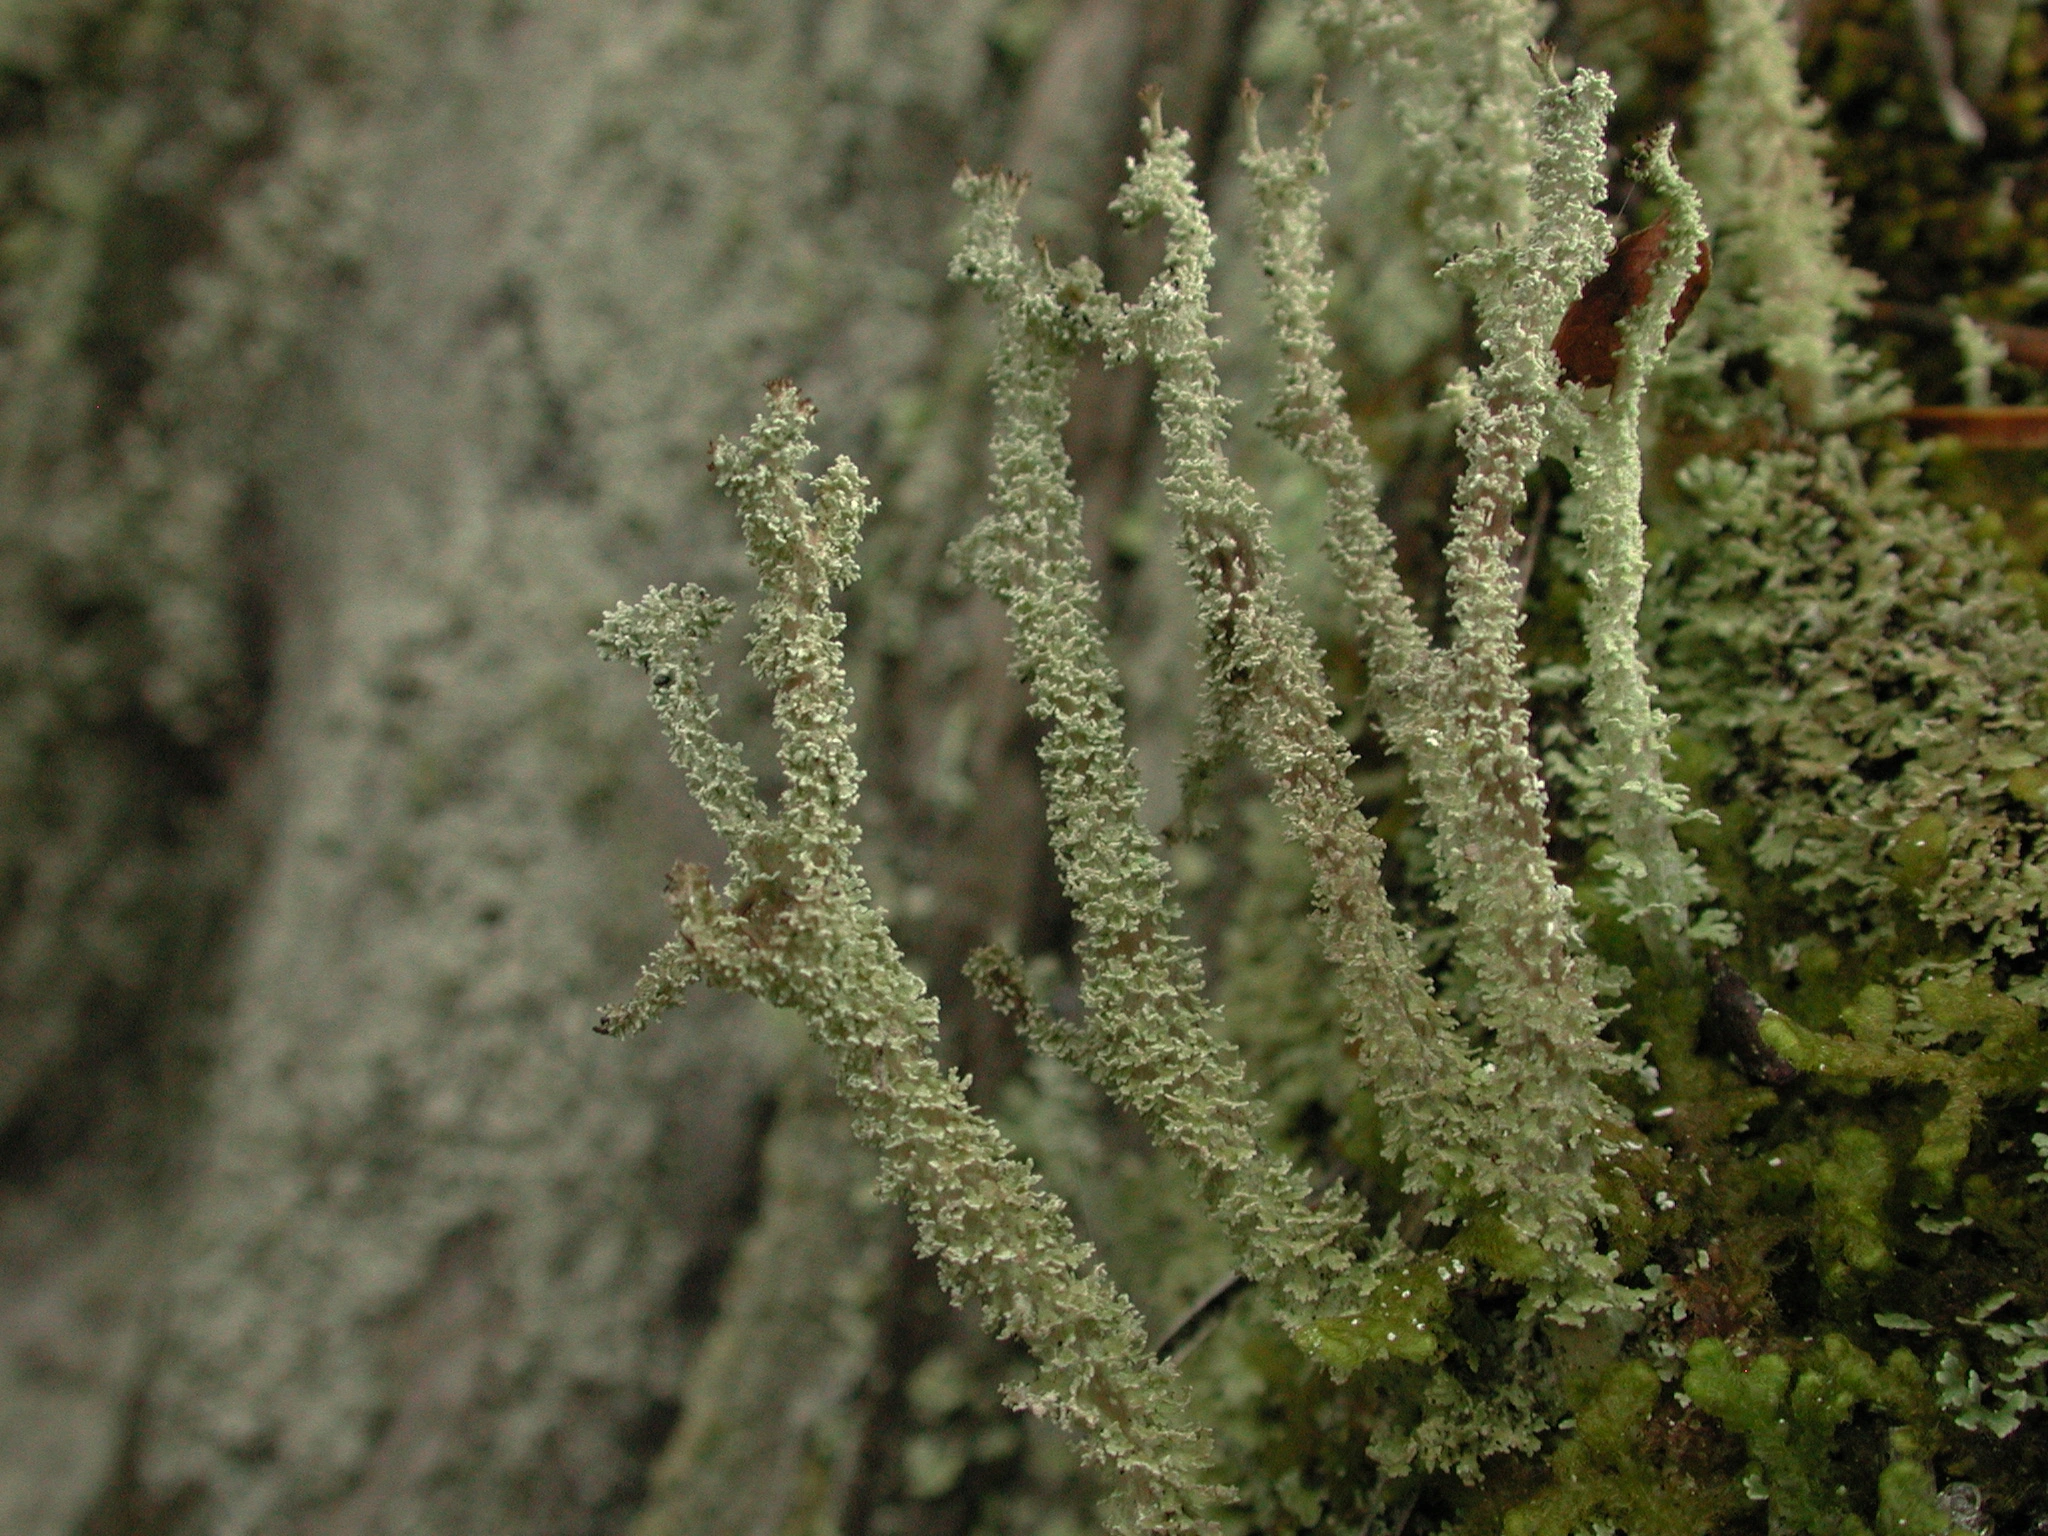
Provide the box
[595,0,2048,1526]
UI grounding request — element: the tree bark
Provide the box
[0,1,1262,1532]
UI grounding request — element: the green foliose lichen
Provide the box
[1656,432,2048,1005]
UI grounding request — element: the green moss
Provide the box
[1305,1255,1455,1372]
[1494,1364,1720,1536]
[1684,1336,1932,1535]
[1874,1441,1965,1536]
[1812,1126,1896,1289]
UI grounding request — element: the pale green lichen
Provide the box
[1950,312,2008,408]
[1238,55,1706,1291]
[1656,436,2048,1005]
[596,0,2048,1525]
[604,7,1703,1518]
[594,388,1214,1534]
[602,56,1707,1505]
[1673,0,1906,429]
[949,163,1362,1333]
[1235,79,1491,1248]
[1550,131,1730,951]
[1938,1290,2048,1440]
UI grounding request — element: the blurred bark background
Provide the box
[0,0,2038,1533]
[0,2,1266,1531]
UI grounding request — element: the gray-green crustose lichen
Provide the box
[0,0,282,1127]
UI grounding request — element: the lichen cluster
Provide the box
[597,0,2048,1528]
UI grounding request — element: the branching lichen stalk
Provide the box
[950,169,1360,1327]
[593,387,1215,1534]
[1241,70,1636,1282]
[1687,0,1902,427]
[1558,131,1731,950]
[1121,95,1496,1260]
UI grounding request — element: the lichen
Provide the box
[596,0,2048,1527]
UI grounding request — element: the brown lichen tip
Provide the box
[1552,211,1712,387]
[761,378,812,417]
